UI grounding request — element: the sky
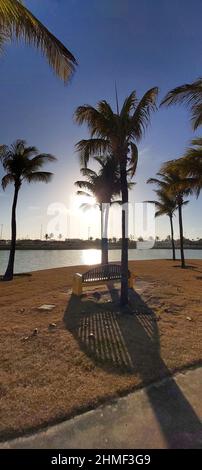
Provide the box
[0,0,202,240]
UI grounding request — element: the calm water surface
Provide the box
[0,249,201,274]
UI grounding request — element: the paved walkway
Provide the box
[1,367,202,449]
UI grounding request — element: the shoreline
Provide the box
[0,245,202,251]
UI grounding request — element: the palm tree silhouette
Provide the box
[75,155,134,264]
[0,0,77,81]
[161,78,202,130]
[145,188,177,261]
[163,139,202,197]
[147,169,194,268]
[0,140,56,281]
[74,88,158,305]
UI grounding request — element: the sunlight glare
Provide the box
[82,249,101,265]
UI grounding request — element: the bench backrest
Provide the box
[82,264,130,283]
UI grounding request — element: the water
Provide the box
[0,249,201,274]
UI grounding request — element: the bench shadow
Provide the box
[63,284,202,449]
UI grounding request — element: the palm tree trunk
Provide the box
[3,183,20,281]
[120,157,129,306]
[103,203,109,265]
[169,214,175,261]
[100,206,108,265]
[178,203,185,268]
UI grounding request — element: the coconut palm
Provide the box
[147,169,194,268]
[163,138,202,197]
[75,155,133,264]
[0,140,56,281]
[74,88,158,305]
[145,189,177,260]
[0,0,77,81]
[161,78,202,130]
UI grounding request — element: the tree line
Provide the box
[0,2,201,307]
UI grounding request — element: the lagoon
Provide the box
[0,249,201,274]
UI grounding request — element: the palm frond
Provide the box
[0,24,11,53]
[132,87,158,140]
[190,137,202,147]
[80,202,98,212]
[147,177,167,189]
[1,173,14,189]
[120,91,137,117]
[25,171,53,183]
[25,153,57,171]
[74,103,117,138]
[0,0,77,81]
[74,105,101,128]
[76,190,92,198]
[75,138,110,167]
[161,79,202,107]
[161,79,202,130]
[97,100,114,120]
[191,103,202,129]
[80,167,97,178]
[74,181,94,193]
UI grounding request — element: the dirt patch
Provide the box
[0,259,201,440]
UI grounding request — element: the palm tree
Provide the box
[0,140,56,281]
[163,139,202,197]
[75,155,132,264]
[145,188,177,260]
[147,169,193,268]
[161,78,202,129]
[0,0,77,81]
[74,88,158,305]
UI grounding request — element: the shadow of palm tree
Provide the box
[63,285,202,449]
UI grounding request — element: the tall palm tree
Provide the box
[147,169,193,268]
[145,188,177,261]
[0,0,77,81]
[74,88,158,305]
[161,78,202,129]
[75,155,132,264]
[0,140,56,281]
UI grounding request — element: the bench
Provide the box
[72,264,134,296]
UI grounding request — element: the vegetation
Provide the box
[147,167,198,268]
[75,156,120,264]
[145,189,177,261]
[0,0,77,81]
[161,78,202,129]
[75,155,134,264]
[74,88,158,305]
[0,140,56,281]
[162,139,202,197]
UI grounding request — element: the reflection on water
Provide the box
[82,249,101,265]
[0,249,201,274]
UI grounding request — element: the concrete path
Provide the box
[1,367,202,449]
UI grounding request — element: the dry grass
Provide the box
[0,259,201,440]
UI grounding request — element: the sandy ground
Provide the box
[0,259,201,440]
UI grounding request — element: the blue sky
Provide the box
[0,0,201,240]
